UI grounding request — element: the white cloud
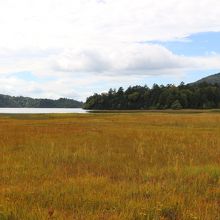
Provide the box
[54,43,220,74]
[0,0,220,100]
[1,0,220,48]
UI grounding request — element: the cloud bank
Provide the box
[0,0,220,100]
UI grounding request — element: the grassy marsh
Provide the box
[0,112,220,219]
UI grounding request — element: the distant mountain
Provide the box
[192,73,220,85]
[0,94,83,108]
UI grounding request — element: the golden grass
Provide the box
[0,112,220,220]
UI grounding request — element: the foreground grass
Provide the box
[0,112,220,219]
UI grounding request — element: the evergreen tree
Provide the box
[171,100,183,110]
[83,82,220,110]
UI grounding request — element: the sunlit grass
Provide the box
[0,112,220,219]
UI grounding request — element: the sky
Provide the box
[0,0,220,101]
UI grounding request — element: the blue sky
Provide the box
[0,0,220,101]
[137,31,220,85]
[154,32,220,56]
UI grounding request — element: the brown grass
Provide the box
[0,112,220,219]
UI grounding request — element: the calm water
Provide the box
[0,108,88,114]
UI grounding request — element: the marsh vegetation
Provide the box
[0,112,220,219]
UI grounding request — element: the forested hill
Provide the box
[0,94,83,108]
[83,82,220,110]
[192,73,220,85]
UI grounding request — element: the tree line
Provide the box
[83,82,220,110]
[0,94,83,108]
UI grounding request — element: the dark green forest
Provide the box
[0,94,83,108]
[84,82,220,110]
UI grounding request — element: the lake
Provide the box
[0,108,88,114]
